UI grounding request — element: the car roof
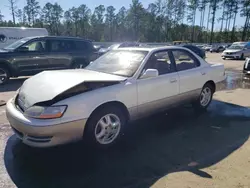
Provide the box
[232,42,248,45]
[114,46,189,52]
[22,35,92,41]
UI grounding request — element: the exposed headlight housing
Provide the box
[24,105,67,119]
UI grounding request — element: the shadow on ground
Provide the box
[4,100,250,188]
[0,78,26,93]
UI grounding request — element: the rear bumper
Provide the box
[6,98,87,147]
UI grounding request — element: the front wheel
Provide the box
[193,83,214,113]
[0,67,10,85]
[84,106,126,149]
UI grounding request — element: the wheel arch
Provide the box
[86,101,130,125]
[0,61,13,76]
[204,80,216,93]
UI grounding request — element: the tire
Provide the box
[193,83,214,113]
[84,106,126,149]
[222,57,226,60]
[71,61,88,69]
[241,53,245,60]
[0,66,10,85]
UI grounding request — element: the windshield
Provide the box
[85,50,148,77]
[228,45,244,50]
[4,37,30,50]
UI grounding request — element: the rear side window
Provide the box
[50,40,76,52]
[75,41,94,51]
[171,50,200,71]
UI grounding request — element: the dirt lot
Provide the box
[0,53,250,188]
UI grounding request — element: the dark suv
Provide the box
[0,36,97,85]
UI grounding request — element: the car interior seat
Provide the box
[151,55,171,75]
[35,42,44,51]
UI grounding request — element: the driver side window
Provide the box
[22,40,46,52]
[144,51,173,75]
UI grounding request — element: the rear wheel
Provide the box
[84,106,126,149]
[193,83,214,113]
[241,53,245,60]
[0,66,10,85]
[72,62,88,69]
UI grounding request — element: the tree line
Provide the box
[0,0,250,43]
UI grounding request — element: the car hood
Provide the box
[0,49,11,55]
[98,48,109,53]
[18,69,127,108]
[224,49,242,53]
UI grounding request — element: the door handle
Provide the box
[170,78,177,83]
[201,72,206,75]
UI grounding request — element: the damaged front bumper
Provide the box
[6,98,87,147]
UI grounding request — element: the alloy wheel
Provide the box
[0,68,7,84]
[94,114,121,145]
[200,87,212,107]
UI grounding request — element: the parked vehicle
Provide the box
[221,42,250,60]
[0,36,97,85]
[203,45,212,52]
[0,27,48,49]
[173,41,190,45]
[243,57,250,74]
[210,45,225,53]
[196,44,204,49]
[6,46,225,148]
[182,44,206,59]
[97,42,141,56]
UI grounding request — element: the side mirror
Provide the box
[140,69,159,79]
[17,46,28,52]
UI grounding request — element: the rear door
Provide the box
[14,38,50,75]
[170,49,209,100]
[47,39,74,69]
[72,40,94,66]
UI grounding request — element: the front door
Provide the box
[136,50,179,117]
[14,39,49,75]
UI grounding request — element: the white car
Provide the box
[6,46,225,148]
[222,42,250,60]
[203,45,212,51]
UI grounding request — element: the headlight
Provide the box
[24,105,67,119]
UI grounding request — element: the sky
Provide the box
[0,0,246,31]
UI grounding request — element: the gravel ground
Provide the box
[0,53,249,188]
